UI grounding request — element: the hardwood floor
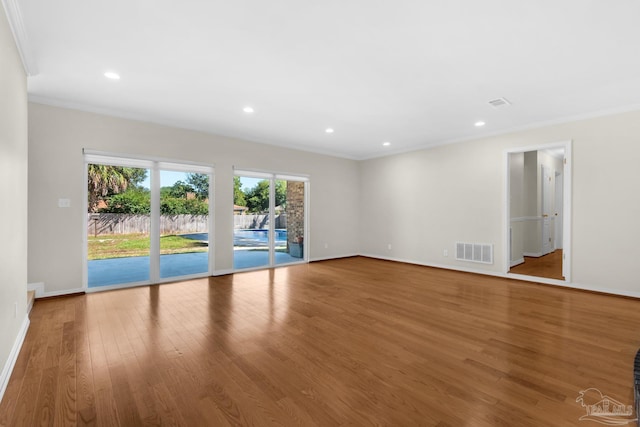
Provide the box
[1,256,639,426]
[509,249,564,280]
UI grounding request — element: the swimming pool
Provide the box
[234,229,287,246]
[182,229,287,247]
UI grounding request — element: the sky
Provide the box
[239,176,261,191]
[141,171,262,192]
[140,170,188,190]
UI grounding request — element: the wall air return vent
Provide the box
[455,242,493,264]
[488,97,511,108]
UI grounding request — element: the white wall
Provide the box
[360,110,640,295]
[28,103,360,294]
[0,4,28,400]
[25,86,640,297]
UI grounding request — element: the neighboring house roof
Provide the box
[95,200,108,211]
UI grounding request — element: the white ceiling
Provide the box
[11,0,640,159]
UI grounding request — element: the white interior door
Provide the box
[541,165,552,255]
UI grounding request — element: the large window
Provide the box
[233,170,308,270]
[85,152,213,289]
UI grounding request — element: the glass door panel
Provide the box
[233,176,271,269]
[87,164,151,287]
[159,170,210,279]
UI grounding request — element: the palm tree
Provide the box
[87,165,136,212]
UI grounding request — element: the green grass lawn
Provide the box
[88,234,207,260]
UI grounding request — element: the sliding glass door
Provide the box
[85,152,213,289]
[233,175,271,269]
[159,168,210,279]
[87,163,151,287]
[233,170,308,270]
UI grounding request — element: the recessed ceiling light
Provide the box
[475,121,486,127]
[104,71,120,80]
[325,128,334,134]
[382,142,391,146]
[243,106,254,113]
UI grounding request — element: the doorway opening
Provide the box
[505,142,572,282]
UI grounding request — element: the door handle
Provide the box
[542,214,549,218]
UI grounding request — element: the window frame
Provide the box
[83,150,215,291]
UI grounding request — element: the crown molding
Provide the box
[360,102,640,161]
[28,95,362,160]
[1,0,37,75]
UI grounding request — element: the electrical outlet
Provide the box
[324,242,328,249]
[387,244,392,250]
[58,198,71,208]
[443,249,448,257]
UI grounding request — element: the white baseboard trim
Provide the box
[506,273,640,299]
[42,287,85,298]
[0,315,30,404]
[523,252,543,258]
[26,296,34,314]
[309,253,359,263]
[360,253,504,277]
[85,280,156,293]
[359,253,640,300]
[27,282,44,298]
[510,258,525,267]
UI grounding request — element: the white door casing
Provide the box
[554,171,563,250]
[541,165,552,256]
[504,140,572,283]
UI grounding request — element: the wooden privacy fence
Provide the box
[233,214,286,229]
[87,213,287,236]
[87,213,208,236]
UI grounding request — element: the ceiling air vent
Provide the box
[488,97,511,108]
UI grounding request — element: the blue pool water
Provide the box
[183,229,287,247]
[234,229,287,246]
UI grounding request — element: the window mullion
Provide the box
[269,177,276,266]
[149,163,161,282]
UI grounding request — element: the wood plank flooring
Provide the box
[2,256,639,426]
[509,249,564,280]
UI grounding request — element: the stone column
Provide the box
[286,181,305,257]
